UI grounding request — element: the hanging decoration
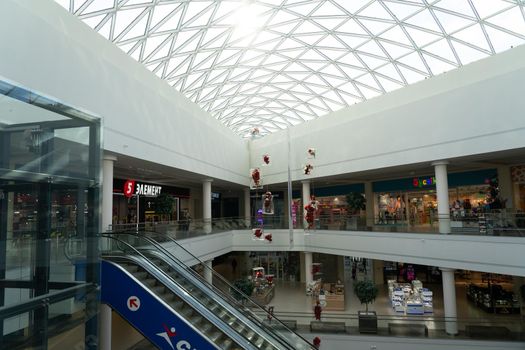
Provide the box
[262,154,271,165]
[250,168,263,189]
[253,227,263,238]
[264,233,272,242]
[250,127,260,138]
[303,163,313,175]
[262,191,274,215]
[304,195,319,230]
[307,148,316,159]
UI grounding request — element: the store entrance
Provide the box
[407,191,437,226]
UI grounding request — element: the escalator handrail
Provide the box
[109,230,315,349]
[101,235,259,350]
[110,233,298,350]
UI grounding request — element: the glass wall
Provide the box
[0,78,101,349]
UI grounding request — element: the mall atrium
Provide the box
[1,0,525,349]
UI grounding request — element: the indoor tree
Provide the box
[354,279,378,313]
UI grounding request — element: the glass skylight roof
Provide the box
[57,0,525,137]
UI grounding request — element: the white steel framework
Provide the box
[56,0,525,137]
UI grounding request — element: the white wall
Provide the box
[0,0,249,185]
[251,44,525,184]
[176,230,525,277]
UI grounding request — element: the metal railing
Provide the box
[107,210,525,238]
[250,310,524,342]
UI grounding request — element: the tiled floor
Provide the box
[214,262,523,334]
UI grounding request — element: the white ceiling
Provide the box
[56,0,525,137]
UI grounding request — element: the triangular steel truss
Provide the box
[57,0,525,137]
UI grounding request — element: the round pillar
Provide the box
[364,182,374,227]
[102,155,117,232]
[99,304,112,350]
[202,179,213,233]
[440,268,458,335]
[204,260,213,285]
[304,252,313,289]
[302,181,311,229]
[432,161,451,234]
[243,187,251,228]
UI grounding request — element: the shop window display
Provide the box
[388,279,433,315]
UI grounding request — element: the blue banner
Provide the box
[101,261,217,350]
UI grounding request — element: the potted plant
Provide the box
[154,193,176,221]
[354,279,378,333]
[345,192,366,230]
[231,278,254,305]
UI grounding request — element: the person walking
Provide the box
[314,300,322,321]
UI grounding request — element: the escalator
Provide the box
[100,232,315,350]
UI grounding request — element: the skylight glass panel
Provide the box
[58,0,525,137]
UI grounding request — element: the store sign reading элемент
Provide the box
[123,179,162,198]
[412,176,436,188]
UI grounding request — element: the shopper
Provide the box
[181,209,191,231]
[314,300,322,321]
[231,258,238,275]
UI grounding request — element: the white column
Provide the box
[204,260,213,285]
[99,304,112,350]
[404,193,410,227]
[302,180,311,229]
[364,182,374,227]
[304,252,313,288]
[6,191,14,240]
[497,166,513,209]
[202,179,213,233]
[102,155,117,232]
[432,161,451,234]
[243,187,251,227]
[440,268,458,335]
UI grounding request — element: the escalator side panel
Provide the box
[101,260,217,350]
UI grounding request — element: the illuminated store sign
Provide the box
[413,176,436,188]
[123,179,162,198]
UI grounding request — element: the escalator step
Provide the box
[181,308,194,318]
[221,338,233,350]
[144,279,157,287]
[244,330,255,340]
[133,271,148,280]
[150,285,165,294]
[208,331,222,342]
[169,301,184,310]
[200,323,212,334]
[232,324,244,333]
[190,315,203,325]
[123,265,139,273]
[253,337,265,348]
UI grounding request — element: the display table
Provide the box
[312,282,345,311]
[388,280,433,315]
[252,285,275,305]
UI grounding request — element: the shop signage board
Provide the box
[412,176,436,188]
[123,179,162,198]
[101,261,217,350]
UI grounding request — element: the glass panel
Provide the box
[0,78,101,348]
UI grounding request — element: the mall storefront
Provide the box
[112,178,190,226]
[373,169,496,226]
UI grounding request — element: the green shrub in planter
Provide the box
[346,192,366,214]
[354,279,378,313]
[231,278,254,303]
